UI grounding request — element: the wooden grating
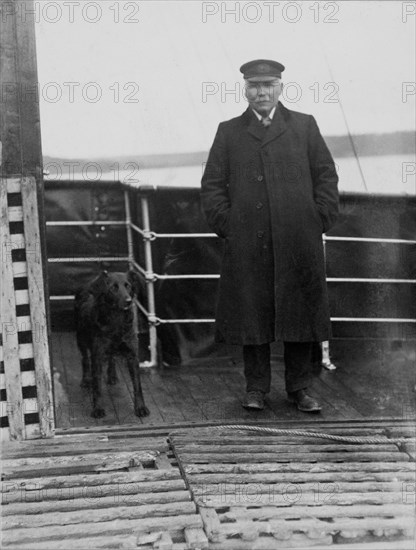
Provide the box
[169,421,416,549]
[1,429,208,549]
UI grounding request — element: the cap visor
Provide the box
[245,75,280,82]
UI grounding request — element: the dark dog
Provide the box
[74,270,149,418]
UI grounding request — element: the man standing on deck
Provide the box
[201,59,339,412]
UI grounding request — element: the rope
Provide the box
[194,424,416,445]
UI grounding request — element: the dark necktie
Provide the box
[261,116,272,127]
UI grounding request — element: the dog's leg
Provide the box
[106,356,119,385]
[126,353,149,417]
[91,341,106,418]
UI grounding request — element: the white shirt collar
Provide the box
[252,106,277,121]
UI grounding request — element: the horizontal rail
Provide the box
[48,257,130,263]
[153,232,218,238]
[156,274,220,280]
[324,236,416,245]
[46,221,126,227]
[157,318,215,324]
[47,273,416,283]
[143,273,416,283]
[331,317,416,323]
[327,278,416,284]
[145,317,416,324]
[127,222,416,245]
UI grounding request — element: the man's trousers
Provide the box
[243,342,322,394]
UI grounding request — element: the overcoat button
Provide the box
[257,175,264,182]
[257,231,264,238]
[256,202,263,209]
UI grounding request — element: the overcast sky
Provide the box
[34,0,415,158]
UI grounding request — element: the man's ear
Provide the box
[90,270,109,297]
[127,269,145,298]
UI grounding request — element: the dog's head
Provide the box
[90,270,144,311]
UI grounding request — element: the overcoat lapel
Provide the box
[261,102,288,147]
[244,108,265,142]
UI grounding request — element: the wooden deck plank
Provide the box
[320,368,390,419]
[222,503,415,520]
[308,376,365,420]
[2,451,159,479]
[174,443,399,453]
[3,490,191,515]
[139,371,172,425]
[187,471,413,484]
[2,534,138,550]
[2,448,158,467]
[3,479,187,507]
[192,480,406,495]
[158,370,209,423]
[3,501,197,529]
[206,539,413,550]
[194,491,411,507]
[1,468,182,492]
[141,369,187,424]
[177,451,409,463]
[184,527,209,549]
[1,514,204,546]
[182,460,416,474]
[177,372,218,421]
[0,437,169,459]
[166,435,392,446]
[223,515,415,532]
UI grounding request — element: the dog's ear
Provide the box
[90,270,110,297]
[127,269,145,298]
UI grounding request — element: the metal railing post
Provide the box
[124,190,135,267]
[124,190,140,359]
[140,195,158,367]
[322,236,336,370]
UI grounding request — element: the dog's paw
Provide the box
[80,378,92,389]
[135,405,150,417]
[91,407,106,418]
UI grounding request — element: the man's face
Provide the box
[244,78,283,116]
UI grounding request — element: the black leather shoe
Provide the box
[288,389,322,413]
[242,391,265,410]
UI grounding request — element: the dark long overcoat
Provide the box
[201,102,339,344]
